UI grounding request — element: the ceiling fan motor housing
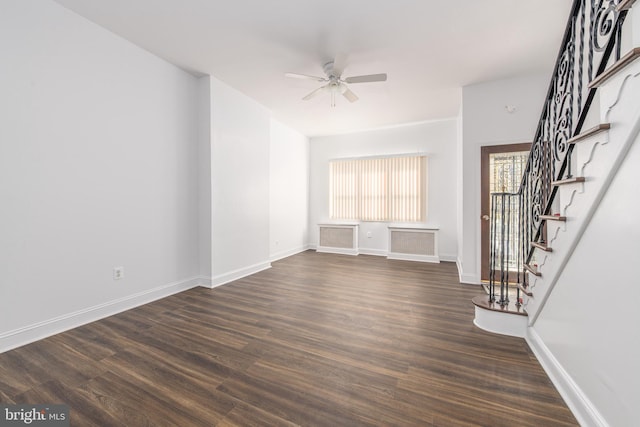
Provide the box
[323,61,337,77]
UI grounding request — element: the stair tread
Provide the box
[567,123,610,144]
[553,176,586,186]
[530,241,552,252]
[472,295,527,316]
[617,0,636,11]
[540,214,567,222]
[524,263,542,277]
[589,47,640,88]
[517,283,534,297]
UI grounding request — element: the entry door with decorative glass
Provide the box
[480,143,531,282]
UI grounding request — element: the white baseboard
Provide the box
[207,261,272,288]
[456,258,480,284]
[196,275,212,288]
[439,253,457,262]
[270,245,311,262]
[358,247,387,257]
[387,253,439,263]
[316,247,359,256]
[526,328,608,427]
[0,277,201,354]
[310,246,453,262]
[459,275,479,285]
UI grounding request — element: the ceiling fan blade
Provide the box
[302,85,329,101]
[344,73,388,84]
[331,53,348,77]
[285,72,327,82]
[340,85,359,103]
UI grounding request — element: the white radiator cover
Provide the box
[317,224,359,255]
[387,227,439,263]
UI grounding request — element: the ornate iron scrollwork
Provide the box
[553,25,575,162]
[488,0,628,307]
[592,0,619,52]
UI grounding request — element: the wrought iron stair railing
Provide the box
[488,0,630,307]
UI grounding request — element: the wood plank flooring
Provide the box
[0,251,577,426]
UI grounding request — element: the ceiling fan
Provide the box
[285,56,387,106]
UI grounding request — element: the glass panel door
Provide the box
[489,151,529,273]
[480,143,531,282]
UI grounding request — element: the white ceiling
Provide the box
[54,0,572,137]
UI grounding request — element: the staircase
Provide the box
[473,0,640,337]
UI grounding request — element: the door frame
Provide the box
[480,142,531,282]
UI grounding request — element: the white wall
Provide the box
[0,0,200,350]
[459,73,549,283]
[456,111,464,277]
[270,118,309,261]
[532,124,640,427]
[197,77,212,280]
[197,79,310,286]
[208,77,272,286]
[309,120,458,260]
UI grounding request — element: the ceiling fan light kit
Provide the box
[286,57,387,107]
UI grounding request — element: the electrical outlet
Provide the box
[367,231,372,238]
[113,266,124,280]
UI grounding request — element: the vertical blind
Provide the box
[330,155,426,222]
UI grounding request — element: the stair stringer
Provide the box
[523,61,640,324]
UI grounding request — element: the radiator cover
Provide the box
[387,227,439,263]
[317,224,359,255]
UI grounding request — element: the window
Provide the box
[330,155,426,222]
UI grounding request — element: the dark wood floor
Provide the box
[0,251,577,426]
